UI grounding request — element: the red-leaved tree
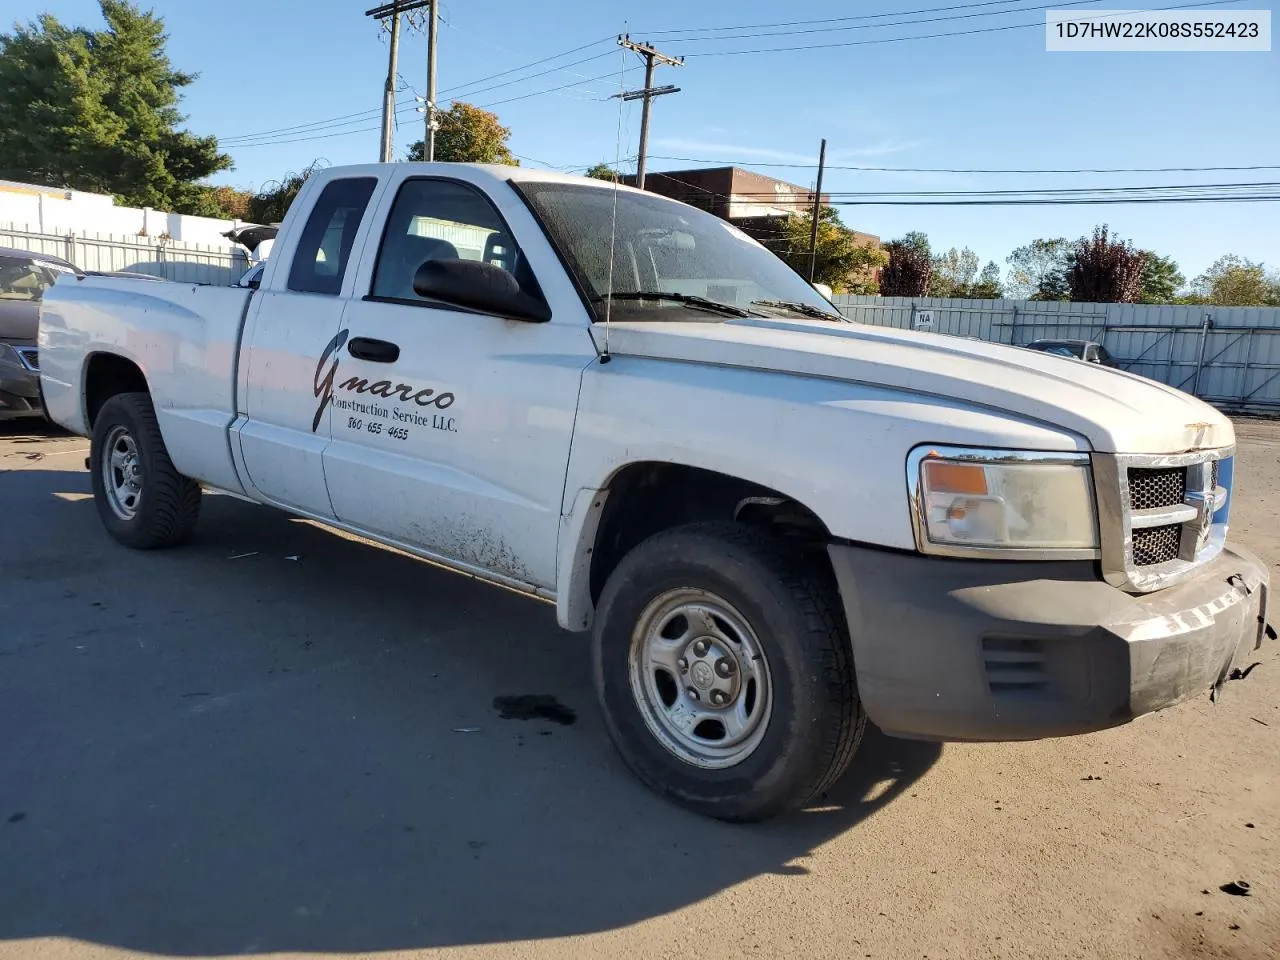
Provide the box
[1069,225,1146,303]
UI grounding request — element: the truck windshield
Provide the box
[515,181,843,323]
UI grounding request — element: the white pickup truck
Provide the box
[39,162,1273,821]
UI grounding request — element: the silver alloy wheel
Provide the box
[628,588,773,769]
[102,425,144,521]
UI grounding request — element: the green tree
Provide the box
[0,1,231,215]
[880,232,933,298]
[1193,255,1280,306]
[970,261,1004,299]
[1138,252,1185,304]
[929,246,980,297]
[773,207,886,294]
[406,102,518,165]
[1068,224,1145,303]
[585,162,622,182]
[1006,238,1071,300]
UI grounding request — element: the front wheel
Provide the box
[592,522,865,822]
[90,392,201,549]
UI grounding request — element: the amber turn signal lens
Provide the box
[922,460,989,495]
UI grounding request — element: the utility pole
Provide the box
[613,35,683,190]
[366,0,433,162]
[426,0,438,161]
[807,138,827,283]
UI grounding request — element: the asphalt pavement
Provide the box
[2,417,1278,960]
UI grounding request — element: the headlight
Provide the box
[908,446,1098,558]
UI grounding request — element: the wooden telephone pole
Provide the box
[807,138,828,282]
[366,0,435,162]
[613,35,683,190]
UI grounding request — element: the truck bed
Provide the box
[40,276,254,495]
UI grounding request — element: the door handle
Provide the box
[347,337,400,363]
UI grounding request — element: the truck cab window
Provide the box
[372,178,534,303]
[287,177,377,295]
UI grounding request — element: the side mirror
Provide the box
[412,258,551,323]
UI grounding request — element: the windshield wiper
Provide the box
[750,299,847,322]
[591,291,759,318]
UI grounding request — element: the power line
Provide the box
[221,103,402,144]
[646,155,1280,175]
[477,68,641,108]
[829,195,1280,206]
[224,103,418,146]
[218,37,616,147]
[225,71,628,150]
[675,0,1245,55]
[437,36,615,95]
[438,49,620,100]
[700,181,1280,198]
[655,0,1108,44]
[644,0,1033,35]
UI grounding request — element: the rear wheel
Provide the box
[90,392,201,549]
[592,522,865,822]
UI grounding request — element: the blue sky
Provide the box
[22,0,1280,282]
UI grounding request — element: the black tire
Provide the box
[90,391,201,549]
[592,521,865,822]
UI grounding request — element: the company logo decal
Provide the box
[312,328,457,437]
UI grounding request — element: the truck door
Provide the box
[321,175,594,589]
[236,176,379,517]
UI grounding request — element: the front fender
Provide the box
[555,356,1087,629]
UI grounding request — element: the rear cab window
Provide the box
[287,177,378,295]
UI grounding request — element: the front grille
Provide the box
[1132,523,1182,566]
[1211,460,1219,491]
[1128,467,1185,510]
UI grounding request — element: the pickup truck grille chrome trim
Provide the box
[1129,503,1198,529]
[1093,446,1235,593]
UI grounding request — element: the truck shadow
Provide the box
[0,470,940,956]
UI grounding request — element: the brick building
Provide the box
[629,166,879,252]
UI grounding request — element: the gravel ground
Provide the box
[1,416,1277,960]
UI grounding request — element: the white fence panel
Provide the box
[833,294,1280,413]
[1,224,248,286]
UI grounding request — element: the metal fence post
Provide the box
[64,233,76,265]
[1191,312,1212,397]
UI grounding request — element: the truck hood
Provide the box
[590,316,1233,454]
[0,300,39,344]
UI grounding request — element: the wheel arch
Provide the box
[82,351,150,430]
[556,459,834,632]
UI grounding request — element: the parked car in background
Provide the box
[1,246,162,420]
[1023,338,1117,366]
[0,246,79,419]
